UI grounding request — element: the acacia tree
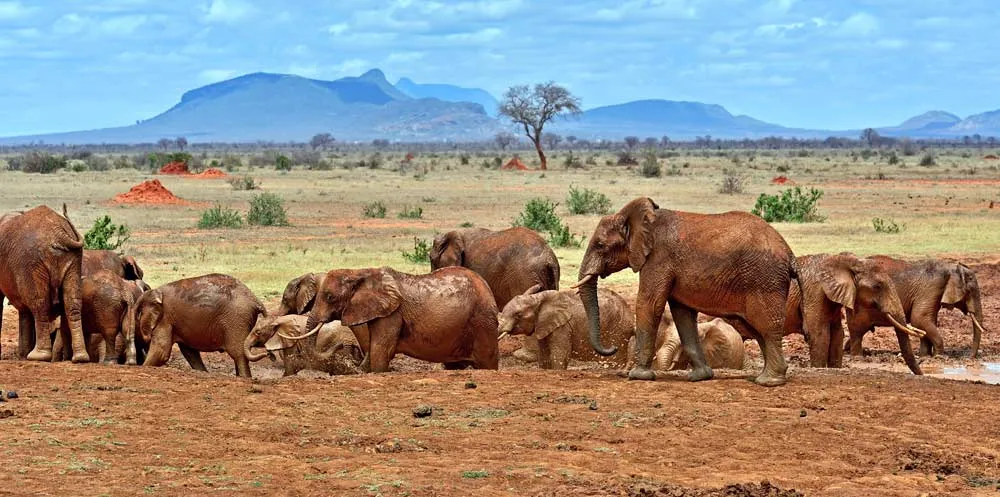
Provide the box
[494,131,516,151]
[157,138,172,150]
[498,82,581,170]
[310,133,334,150]
[174,137,188,151]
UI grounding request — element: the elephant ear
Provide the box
[533,294,573,341]
[623,197,659,272]
[295,274,319,314]
[138,290,164,343]
[819,259,858,310]
[123,256,144,280]
[431,231,464,268]
[342,270,402,327]
[942,264,969,305]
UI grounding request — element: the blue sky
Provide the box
[0,0,994,136]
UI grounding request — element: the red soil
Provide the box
[189,168,227,179]
[501,156,531,170]
[158,161,190,175]
[771,175,791,184]
[112,179,187,205]
[983,155,998,160]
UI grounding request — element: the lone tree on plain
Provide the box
[499,82,581,170]
[860,128,881,148]
[310,133,334,150]
[157,138,173,150]
[494,131,516,151]
[174,136,188,151]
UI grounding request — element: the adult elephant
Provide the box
[655,318,746,371]
[274,273,325,317]
[135,273,266,377]
[497,286,634,369]
[846,256,988,359]
[786,253,925,371]
[0,205,89,362]
[430,227,560,362]
[574,197,797,386]
[82,250,144,280]
[244,314,364,376]
[284,267,499,372]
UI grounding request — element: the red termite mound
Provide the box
[501,157,531,171]
[112,180,187,205]
[190,168,227,179]
[158,161,190,175]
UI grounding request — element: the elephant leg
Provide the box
[61,276,90,363]
[915,318,943,357]
[630,280,670,381]
[177,344,208,372]
[807,325,830,368]
[17,310,34,359]
[828,320,845,368]
[234,355,251,378]
[743,300,788,387]
[102,335,118,365]
[669,301,713,382]
[512,336,539,363]
[142,327,173,367]
[536,337,554,370]
[846,327,867,357]
[367,316,401,373]
[26,306,54,362]
[895,329,922,375]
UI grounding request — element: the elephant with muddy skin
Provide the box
[846,256,988,360]
[497,286,634,369]
[284,266,499,372]
[245,314,364,376]
[574,197,797,386]
[82,250,144,281]
[274,273,325,317]
[431,227,560,363]
[0,205,90,362]
[786,253,925,372]
[53,270,151,364]
[655,318,746,371]
[135,273,266,377]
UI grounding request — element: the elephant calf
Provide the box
[135,274,267,377]
[54,270,151,364]
[245,314,364,376]
[654,318,746,371]
[497,287,634,369]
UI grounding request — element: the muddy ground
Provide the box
[1,263,999,496]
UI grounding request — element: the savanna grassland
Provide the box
[1,147,1000,496]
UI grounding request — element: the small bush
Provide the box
[751,187,825,223]
[918,153,936,167]
[398,206,423,219]
[639,151,661,178]
[198,204,244,229]
[69,160,87,173]
[359,152,383,169]
[221,154,243,171]
[512,198,562,233]
[872,217,904,234]
[84,155,111,171]
[459,221,474,228]
[275,154,292,171]
[83,216,131,250]
[775,164,790,173]
[13,152,67,174]
[566,186,611,215]
[362,201,387,219]
[616,151,638,166]
[459,153,470,165]
[461,470,489,479]
[401,237,431,264]
[718,169,746,194]
[227,175,259,191]
[859,149,875,160]
[886,150,900,165]
[563,151,584,169]
[547,223,584,248]
[291,150,322,169]
[112,155,133,169]
[247,193,290,227]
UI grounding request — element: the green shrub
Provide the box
[459,153,470,165]
[247,193,290,227]
[872,217,904,234]
[566,186,611,215]
[70,160,87,173]
[112,155,133,169]
[751,187,825,223]
[639,150,661,178]
[459,221,474,228]
[227,175,259,191]
[362,201,387,219]
[547,223,584,248]
[83,216,131,250]
[401,237,431,264]
[275,154,292,171]
[512,198,562,233]
[198,204,244,229]
[461,470,489,479]
[886,150,900,165]
[563,151,584,169]
[398,206,423,219]
[11,152,67,174]
[918,153,936,167]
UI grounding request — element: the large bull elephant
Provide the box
[431,227,560,362]
[0,205,90,362]
[497,286,634,369]
[846,256,988,359]
[574,197,797,387]
[285,267,499,372]
[786,253,925,372]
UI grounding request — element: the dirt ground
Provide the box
[1,263,999,496]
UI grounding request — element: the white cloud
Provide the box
[835,12,879,37]
[0,1,28,20]
[328,22,349,35]
[198,68,237,83]
[329,58,371,77]
[202,0,254,24]
[53,13,86,35]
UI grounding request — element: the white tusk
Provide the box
[570,274,594,289]
[498,332,508,341]
[278,323,322,341]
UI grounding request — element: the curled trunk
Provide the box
[579,278,617,356]
[244,333,268,362]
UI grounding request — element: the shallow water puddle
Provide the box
[925,362,1000,385]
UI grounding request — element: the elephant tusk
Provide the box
[498,332,508,341]
[278,323,322,341]
[972,314,987,334]
[570,274,594,289]
[887,314,924,338]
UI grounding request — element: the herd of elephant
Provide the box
[0,200,988,387]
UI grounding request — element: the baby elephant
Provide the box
[52,271,151,364]
[135,273,266,377]
[245,314,364,376]
[497,286,635,369]
[654,318,746,371]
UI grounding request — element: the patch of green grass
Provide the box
[197,204,244,229]
[227,175,259,191]
[751,187,825,223]
[461,470,489,479]
[401,237,430,264]
[247,192,290,227]
[566,185,611,215]
[397,206,423,219]
[872,217,904,234]
[83,215,131,250]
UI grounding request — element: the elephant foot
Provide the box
[753,372,787,387]
[627,367,656,381]
[71,351,91,363]
[26,348,53,362]
[512,347,538,363]
[687,366,714,382]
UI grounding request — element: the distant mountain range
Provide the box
[2,68,999,144]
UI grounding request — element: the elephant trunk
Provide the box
[657,331,681,370]
[579,277,618,356]
[970,296,985,359]
[244,332,268,362]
